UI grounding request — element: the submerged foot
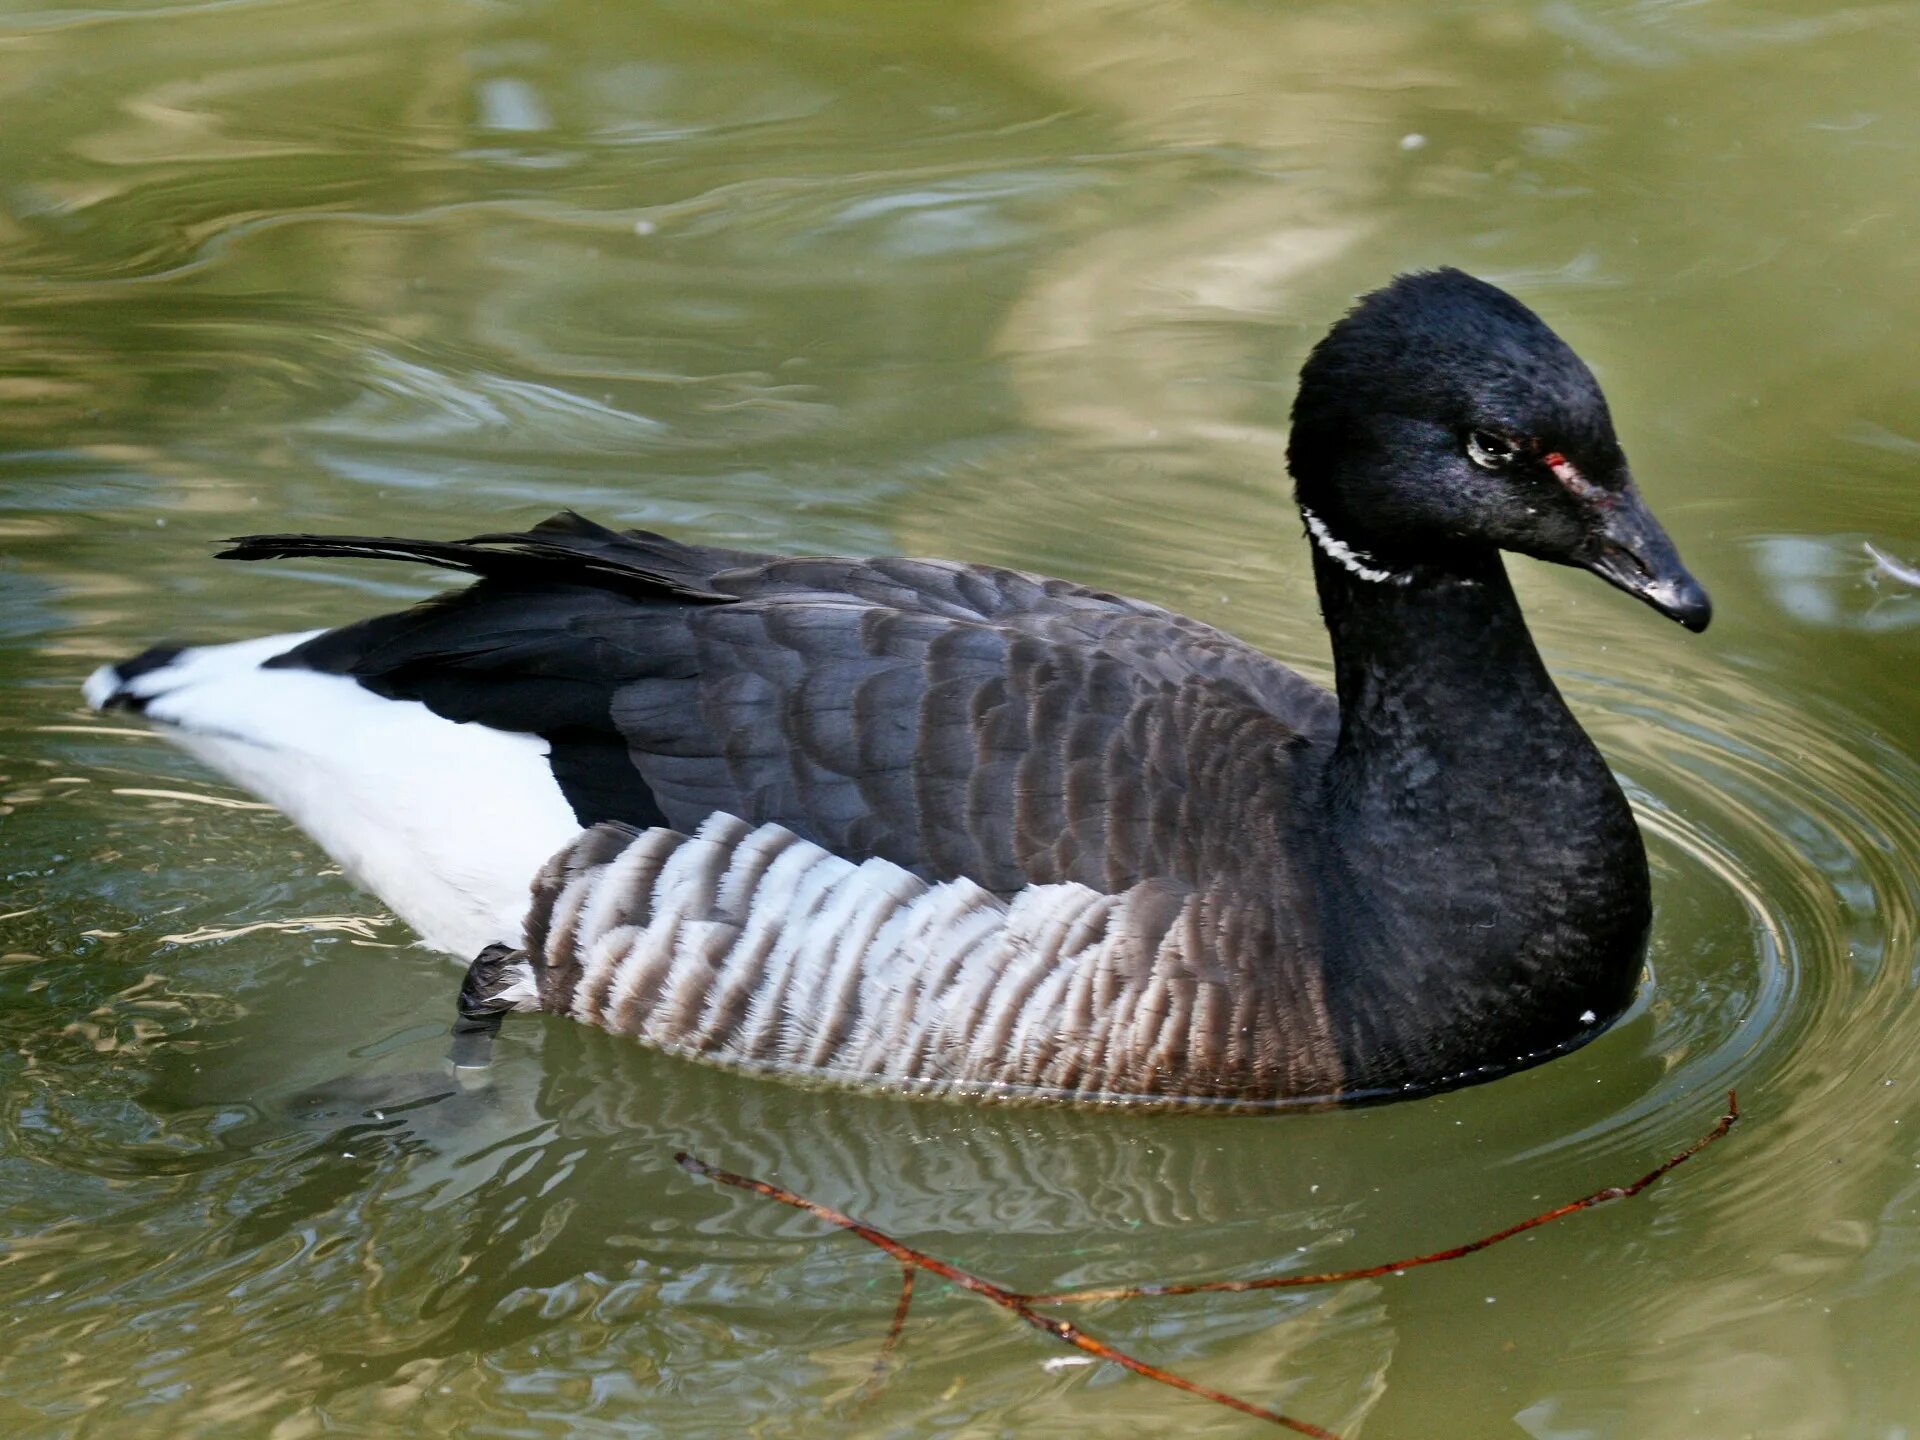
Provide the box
[449,943,530,1073]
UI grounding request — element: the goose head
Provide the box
[1287,268,1711,631]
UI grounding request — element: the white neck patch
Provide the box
[1299,506,1409,585]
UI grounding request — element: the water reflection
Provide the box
[20,639,1909,1437]
[1754,534,1920,633]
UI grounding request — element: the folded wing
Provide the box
[227,511,1335,898]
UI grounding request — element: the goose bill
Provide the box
[1581,487,1712,632]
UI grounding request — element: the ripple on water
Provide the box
[1509,662,1920,1434]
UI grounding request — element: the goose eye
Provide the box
[1465,431,1519,471]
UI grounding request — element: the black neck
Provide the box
[1306,539,1649,1094]
[1320,545,1570,785]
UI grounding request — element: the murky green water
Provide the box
[3,1,1919,1435]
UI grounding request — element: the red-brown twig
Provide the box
[675,1150,1340,1437]
[675,1089,1738,1435]
[842,1264,916,1415]
[880,1264,915,1366]
[1024,1090,1740,1305]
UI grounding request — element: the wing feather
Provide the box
[225,513,1333,895]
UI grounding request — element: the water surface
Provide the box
[3,2,1919,1436]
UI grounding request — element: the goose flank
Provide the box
[87,269,1711,1108]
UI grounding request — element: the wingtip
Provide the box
[217,534,315,562]
[218,534,284,561]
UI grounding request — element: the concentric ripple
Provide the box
[1580,666,1920,1145]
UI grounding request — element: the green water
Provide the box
[3,1,1919,1434]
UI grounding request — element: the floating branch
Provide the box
[841,1264,916,1416]
[1025,1090,1741,1306]
[676,1090,1738,1436]
[673,1150,1340,1437]
[1866,540,1920,588]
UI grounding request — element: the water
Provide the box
[3,1,1918,1434]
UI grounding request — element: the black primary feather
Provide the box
[220,510,739,604]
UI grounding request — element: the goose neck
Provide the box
[1298,516,1649,1088]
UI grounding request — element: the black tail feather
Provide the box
[220,510,734,604]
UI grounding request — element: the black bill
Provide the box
[1582,486,1712,632]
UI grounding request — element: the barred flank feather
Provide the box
[479,817,1347,1108]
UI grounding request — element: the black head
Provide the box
[1288,269,1710,631]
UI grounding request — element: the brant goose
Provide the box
[87,270,1710,1108]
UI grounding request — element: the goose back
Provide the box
[255,513,1337,899]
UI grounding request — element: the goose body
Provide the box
[87,270,1711,1107]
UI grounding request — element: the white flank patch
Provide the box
[1299,506,1408,585]
[88,631,580,956]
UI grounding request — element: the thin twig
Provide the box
[675,1090,1738,1435]
[881,1264,915,1366]
[1024,1090,1740,1305]
[842,1264,916,1416]
[675,1150,1339,1436]
[1866,541,1920,588]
